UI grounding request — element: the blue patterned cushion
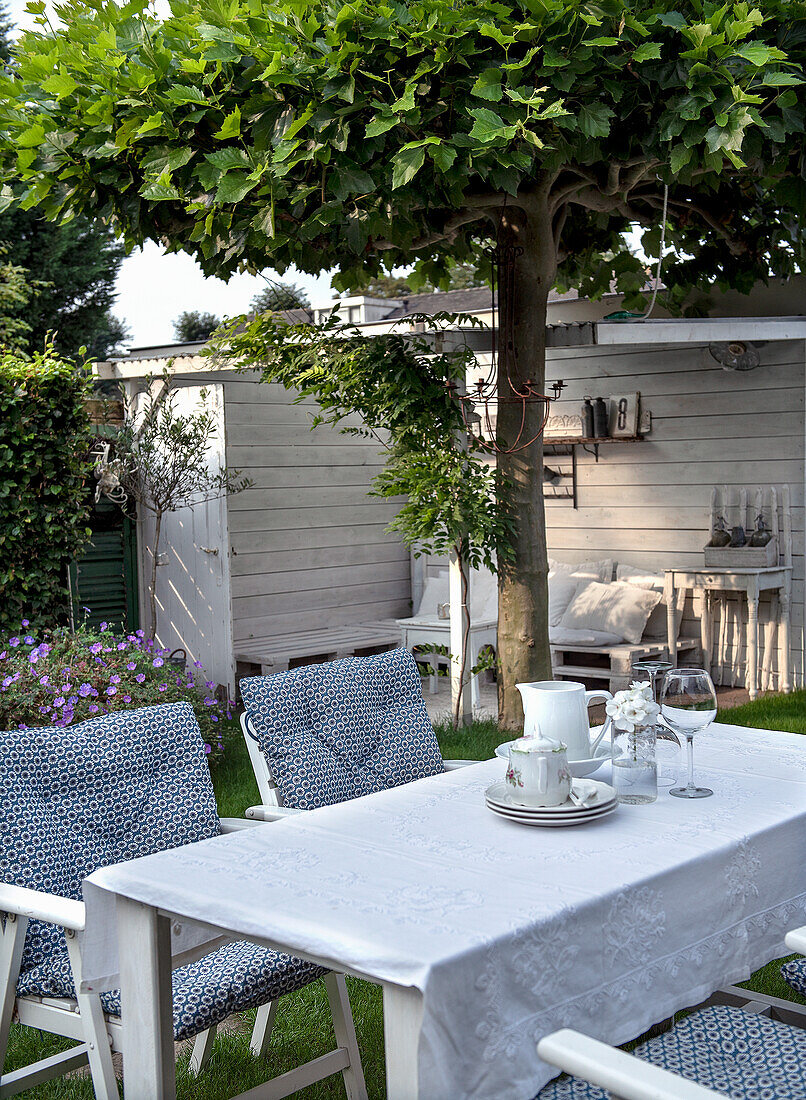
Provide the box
[240,648,444,810]
[782,958,806,998]
[1,702,220,989]
[537,1005,806,1099]
[17,940,326,1042]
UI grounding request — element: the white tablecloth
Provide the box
[83,722,806,1099]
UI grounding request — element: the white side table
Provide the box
[663,567,792,699]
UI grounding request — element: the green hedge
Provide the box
[0,347,93,631]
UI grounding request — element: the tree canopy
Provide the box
[251,278,311,312]
[173,309,221,341]
[1,0,803,310]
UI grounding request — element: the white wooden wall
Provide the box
[544,339,805,689]
[224,373,412,646]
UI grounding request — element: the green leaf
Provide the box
[761,71,805,86]
[365,115,398,139]
[736,43,778,66]
[139,179,181,201]
[669,144,692,174]
[214,171,257,203]
[42,72,78,98]
[136,113,165,137]
[142,146,195,174]
[214,107,241,140]
[281,106,314,141]
[633,42,662,62]
[468,107,516,143]
[430,143,457,172]
[332,167,376,199]
[577,103,613,138]
[17,122,45,148]
[471,68,503,102]
[391,145,426,189]
[205,147,251,172]
[478,23,512,47]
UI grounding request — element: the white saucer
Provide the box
[486,800,617,827]
[485,779,616,817]
[495,736,610,778]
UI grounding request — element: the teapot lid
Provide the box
[513,734,566,753]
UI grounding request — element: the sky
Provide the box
[5,0,338,348]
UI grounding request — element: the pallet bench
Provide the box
[551,637,701,694]
[234,620,403,680]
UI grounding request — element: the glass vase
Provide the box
[612,723,658,804]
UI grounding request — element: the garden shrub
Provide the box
[0,345,93,632]
[0,622,232,760]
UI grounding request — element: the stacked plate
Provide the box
[485,779,617,827]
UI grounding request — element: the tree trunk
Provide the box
[148,509,162,642]
[496,204,556,730]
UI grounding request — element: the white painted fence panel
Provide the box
[225,375,411,646]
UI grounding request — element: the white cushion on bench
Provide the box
[559,581,662,645]
[549,626,622,647]
[616,563,683,640]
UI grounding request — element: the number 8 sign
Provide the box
[608,392,640,438]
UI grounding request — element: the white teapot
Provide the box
[506,734,572,807]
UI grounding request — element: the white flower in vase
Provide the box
[605,681,660,732]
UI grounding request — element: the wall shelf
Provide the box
[545,434,645,462]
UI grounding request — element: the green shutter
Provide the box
[71,507,140,632]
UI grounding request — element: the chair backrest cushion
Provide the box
[240,649,444,810]
[1,701,220,982]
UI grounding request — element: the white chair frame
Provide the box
[537,923,806,1100]
[0,817,367,1100]
[240,712,474,821]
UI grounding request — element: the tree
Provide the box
[0,207,129,359]
[98,371,250,639]
[0,250,37,351]
[0,9,127,361]
[173,310,221,342]
[251,279,311,313]
[3,0,805,726]
[362,260,489,298]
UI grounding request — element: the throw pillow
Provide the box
[549,572,590,627]
[559,581,662,645]
[549,557,615,583]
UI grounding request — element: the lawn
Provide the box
[6,698,805,1098]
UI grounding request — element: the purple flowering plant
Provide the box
[0,624,231,761]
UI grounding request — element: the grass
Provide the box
[6,698,805,1098]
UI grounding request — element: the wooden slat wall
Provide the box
[545,339,805,688]
[224,375,411,643]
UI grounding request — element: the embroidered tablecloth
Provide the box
[82,722,806,1099]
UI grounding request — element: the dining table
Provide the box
[80,721,806,1100]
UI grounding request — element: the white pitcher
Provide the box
[516,680,612,761]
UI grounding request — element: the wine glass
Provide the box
[660,668,717,799]
[631,660,677,787]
